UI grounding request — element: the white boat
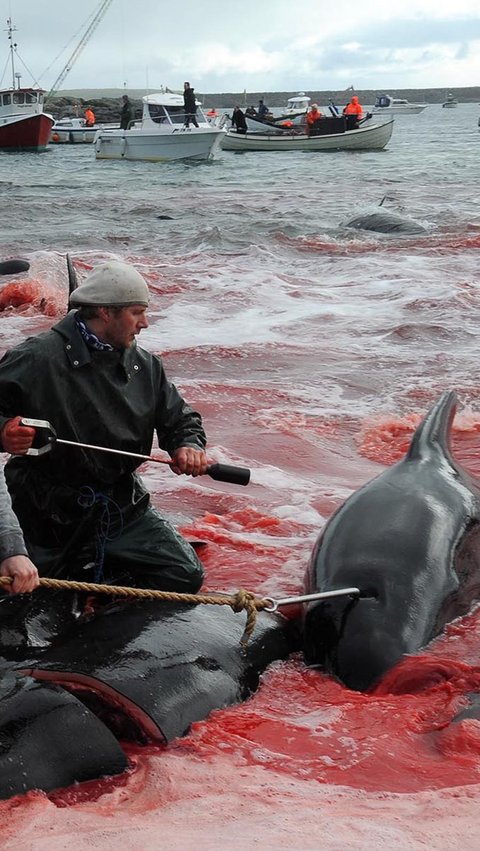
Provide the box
[442,93,458,109]
[220,116,393,153]
[371,94,427,115]
[50,117,118,144]
[0,19,53,152]
[285,92,311,115]
[94,91,225,162]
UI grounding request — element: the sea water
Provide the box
[1,104,480,850]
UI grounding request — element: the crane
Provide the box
[45,0,114,101]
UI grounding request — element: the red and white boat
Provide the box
[0,19,53,152]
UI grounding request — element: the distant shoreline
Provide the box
[55,85,480,109]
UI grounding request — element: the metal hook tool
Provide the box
[20,418,251,486]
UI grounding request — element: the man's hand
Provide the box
[0,555,40,594]
[1,416,35,454]
[170,446,208,477]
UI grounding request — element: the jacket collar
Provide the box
[52,311,143,376]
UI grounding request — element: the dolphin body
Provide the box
[344,209,427,234]
[20,599,293,743]
[0,671,128,800]
[302,390,480,691]
[0,592,293,798]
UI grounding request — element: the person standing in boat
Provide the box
[0,463,39,595]
[183,82,199,128]
[231,106,248,134]
[0,261,208,594]
[343,95,363,119]
[258,99,268,118]
[84,107,96,127]
[120,94,133,130]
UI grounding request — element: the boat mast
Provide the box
[6,17,17,89]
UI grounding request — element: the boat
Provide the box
[50,117,118,144]
[371,94,427,115]
[220,115,394,153]
[240,93,311,131]
[93,90,225,162]
[0,19,54,152]
[442,92,458,109]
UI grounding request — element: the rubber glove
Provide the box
[1,416,36,454]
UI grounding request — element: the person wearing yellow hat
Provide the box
[0,260,208,593]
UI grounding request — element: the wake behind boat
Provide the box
[221,115,394,152]
[94,91,225,162]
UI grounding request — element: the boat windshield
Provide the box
[375,95,390,108]
[11,91,38,105]
[148,102,207,124]
[148,103,171,124]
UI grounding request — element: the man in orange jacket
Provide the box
[84,107,96,127]
[305,103,323,134]
[343,95,362,118]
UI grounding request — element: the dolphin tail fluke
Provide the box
[405,390,457,462]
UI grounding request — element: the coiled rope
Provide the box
[0,576,270,645]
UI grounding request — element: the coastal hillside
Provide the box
[48,86,480,122]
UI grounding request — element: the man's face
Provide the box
[102,305,148,348]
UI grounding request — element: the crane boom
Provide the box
[45,0,114,100]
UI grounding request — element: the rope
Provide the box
[77,486,124,583]
[0,576,270,645]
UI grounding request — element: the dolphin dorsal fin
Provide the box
[405,390,457,463]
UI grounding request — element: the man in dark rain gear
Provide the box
[0,261,207,592]
[183,82,199,128]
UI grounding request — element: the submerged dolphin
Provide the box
[344,209,427,234]
[302,390,480,691]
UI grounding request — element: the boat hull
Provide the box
[221,119,394,152]
[0,113,54,152]
[94,127,224,162]
[371,105,427,115]
[51,126,99,144]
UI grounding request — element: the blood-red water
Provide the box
[1,109,480,847]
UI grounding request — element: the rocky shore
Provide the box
[45,95,143,124]
[46,85,480,121]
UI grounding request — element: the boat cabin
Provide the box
[286,93,311,113]
[0,87,47,120]
[141,92,209,127]
[375,94,395,108]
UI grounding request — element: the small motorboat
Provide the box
[0,19,54,152]
[50,117,118,144]
[94,90,225,163]
[442,93,458,109]
[371,94,427,115]
[221,115,394,153]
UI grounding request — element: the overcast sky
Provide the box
[2,0,480,94]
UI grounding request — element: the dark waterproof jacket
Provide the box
[183,88,197,114]
[120,99,133,130]
[0,311,206,540]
